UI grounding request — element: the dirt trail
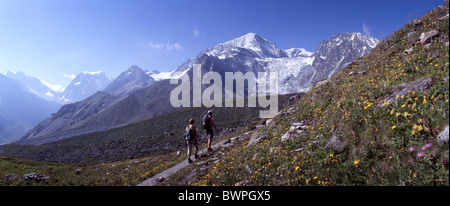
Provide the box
[137,138,230,186]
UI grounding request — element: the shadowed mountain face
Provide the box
[310,32,379,83]
[104,65,155,96]
[18,79,177,145]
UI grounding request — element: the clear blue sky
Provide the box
[0,0,445,89]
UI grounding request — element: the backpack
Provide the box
[202,115,211,129]
[184,125,195,141]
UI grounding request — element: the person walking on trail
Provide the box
[185,118,199,163]
[203,110,219,152]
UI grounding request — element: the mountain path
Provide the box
[137,138,232,186]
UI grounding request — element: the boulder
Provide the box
[324,135,344,152]
[413,19,423,26]
[281,130,295,142]
[247,131,260,146]
[315,79,330,88]
[437,125,449,146]
[3,174,18,180]
[407,31,416,39]
[403,48,414,55]
[420,30,439,44]
[266,119,274,127]
[23,172,49,183]
[439,14,449,21]
[287,94,302,106]
[379,78,433,107]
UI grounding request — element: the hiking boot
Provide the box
[188,158,193,163]
[194,154,199,159]
[207,148,213,152]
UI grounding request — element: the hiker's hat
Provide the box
[207,110,213,114]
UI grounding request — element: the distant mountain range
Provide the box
[15,32,378,145]
[59,71,112,103]
[6,70,112,104]
[0,74,60,144]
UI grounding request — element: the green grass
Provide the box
[0,151,187,186]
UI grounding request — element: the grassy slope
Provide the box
[191,2,449,186]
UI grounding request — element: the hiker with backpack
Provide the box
[203,110,220,152]
[185,118,199,163]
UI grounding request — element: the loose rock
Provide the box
[324,135,344,152]
[379,78,433,107]
[420,30,439,44]
[23,172,49,183]
[437,125,449,146]
[403,48,414,55]
[3,174,18,180]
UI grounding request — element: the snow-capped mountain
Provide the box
[285,48,314,58]
[309,32,380,84]
[172,33,288,77]
[103,65,155,96]
[60,71,112,103]
[172,32,379,94]
[204,32,288,59]
[146,70,172,81]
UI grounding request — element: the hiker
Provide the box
[185,118,199,163]
[203,110,219,151]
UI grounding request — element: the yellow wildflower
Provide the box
[353,160,360,165]
[417,125,423,131]
[391,125,397,129]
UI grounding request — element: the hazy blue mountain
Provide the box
[0,74,60,144]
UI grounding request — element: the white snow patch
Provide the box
[82,71,103,75]
[45,92,54,98]
[58,95,71,103]
[38,78,65,92]
[150,71,173,81]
